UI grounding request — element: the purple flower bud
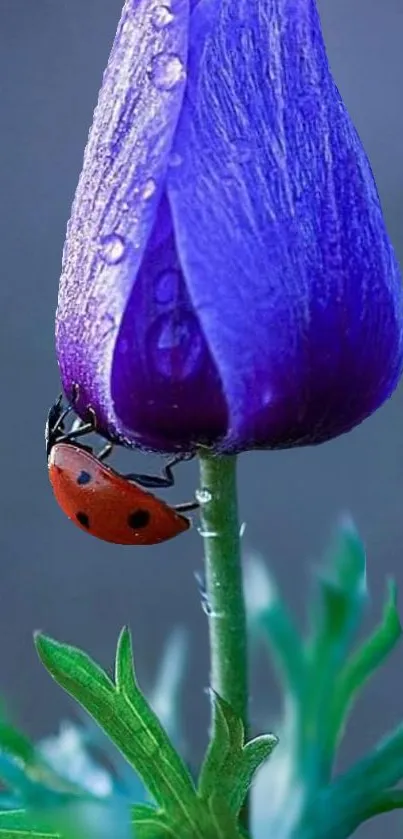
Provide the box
[56,0,403,454]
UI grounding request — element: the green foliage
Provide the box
[1,521,402,838]
[198,692,277,815]
[0,808,59,837]
[324,578,401,764]
[36,628,198,829]
[35,627,276,839]
[247,520,403,838]
[0,800,131,839]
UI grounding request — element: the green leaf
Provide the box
[0,809,59,837]
[198,694,277,816]
[114,629,199,811]
[36,630,203,836]
[0,724,35,766]
[207,793,245,839]
[35,634,115,704]
[131,804,176,839]
[132,799,247,839]
[325,579,401,762]
[198,691,243,799]
[229,734,277,815]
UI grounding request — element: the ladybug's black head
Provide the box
[45,394,64,459]
[46,387,97,460]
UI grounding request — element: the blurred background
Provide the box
[0,1,402,836]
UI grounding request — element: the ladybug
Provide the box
[45,388,198,545]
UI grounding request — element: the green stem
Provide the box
[197,453,249,829]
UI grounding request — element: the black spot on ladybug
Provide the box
[76,511,90,529]
[127,509,150,530]
[77,470,92,485]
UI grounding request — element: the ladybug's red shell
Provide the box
[48,443,190,545]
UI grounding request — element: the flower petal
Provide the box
[167,0,403,451]
[56,0,190,436]
[111,194,228,451]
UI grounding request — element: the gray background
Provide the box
[0,1,402,836]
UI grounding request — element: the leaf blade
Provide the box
[36,631,202,835]
[228,734,278,815]
[198,694,231,801]
[325,579,401,762]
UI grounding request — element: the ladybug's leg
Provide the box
[51,400,73,436]
[57,405,97,445]
[175,500,199,513]
[97,442,114,462]
[124,453,195,489]
[49,385,81,438]
[56,422,94,444]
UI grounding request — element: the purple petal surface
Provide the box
[56,0,190,439]
[111,194,228,451]
[167,0,403,451]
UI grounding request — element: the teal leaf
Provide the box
[325,579,401,762]
[353,788,403,825]
[329,722,403,814]
[149,628,188,750]
[0,801,131,839]
[302,522,367,781]
[36,630,203,835]
[0,754,83,811]
[246,555,305,696]
[308,521,367,661]
[315,785,403,839]
[198,694,277,816]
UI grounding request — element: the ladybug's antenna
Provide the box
[45,394,66,457]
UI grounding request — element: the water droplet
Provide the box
[98,233,126,265]
[152,4,174,29]
[262,388,273,407]
[197,527,220,538]
[239,521,247,538]
[142,179,156,200]
[121,200,130,212]
[149,53,186,91]
[99,313,117,341]
[147,310,204,381]
[96,143,113,163]
[201,598,213,617]
[154,269,180,305]
[168,151,183,168]
[195,488,212,505]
